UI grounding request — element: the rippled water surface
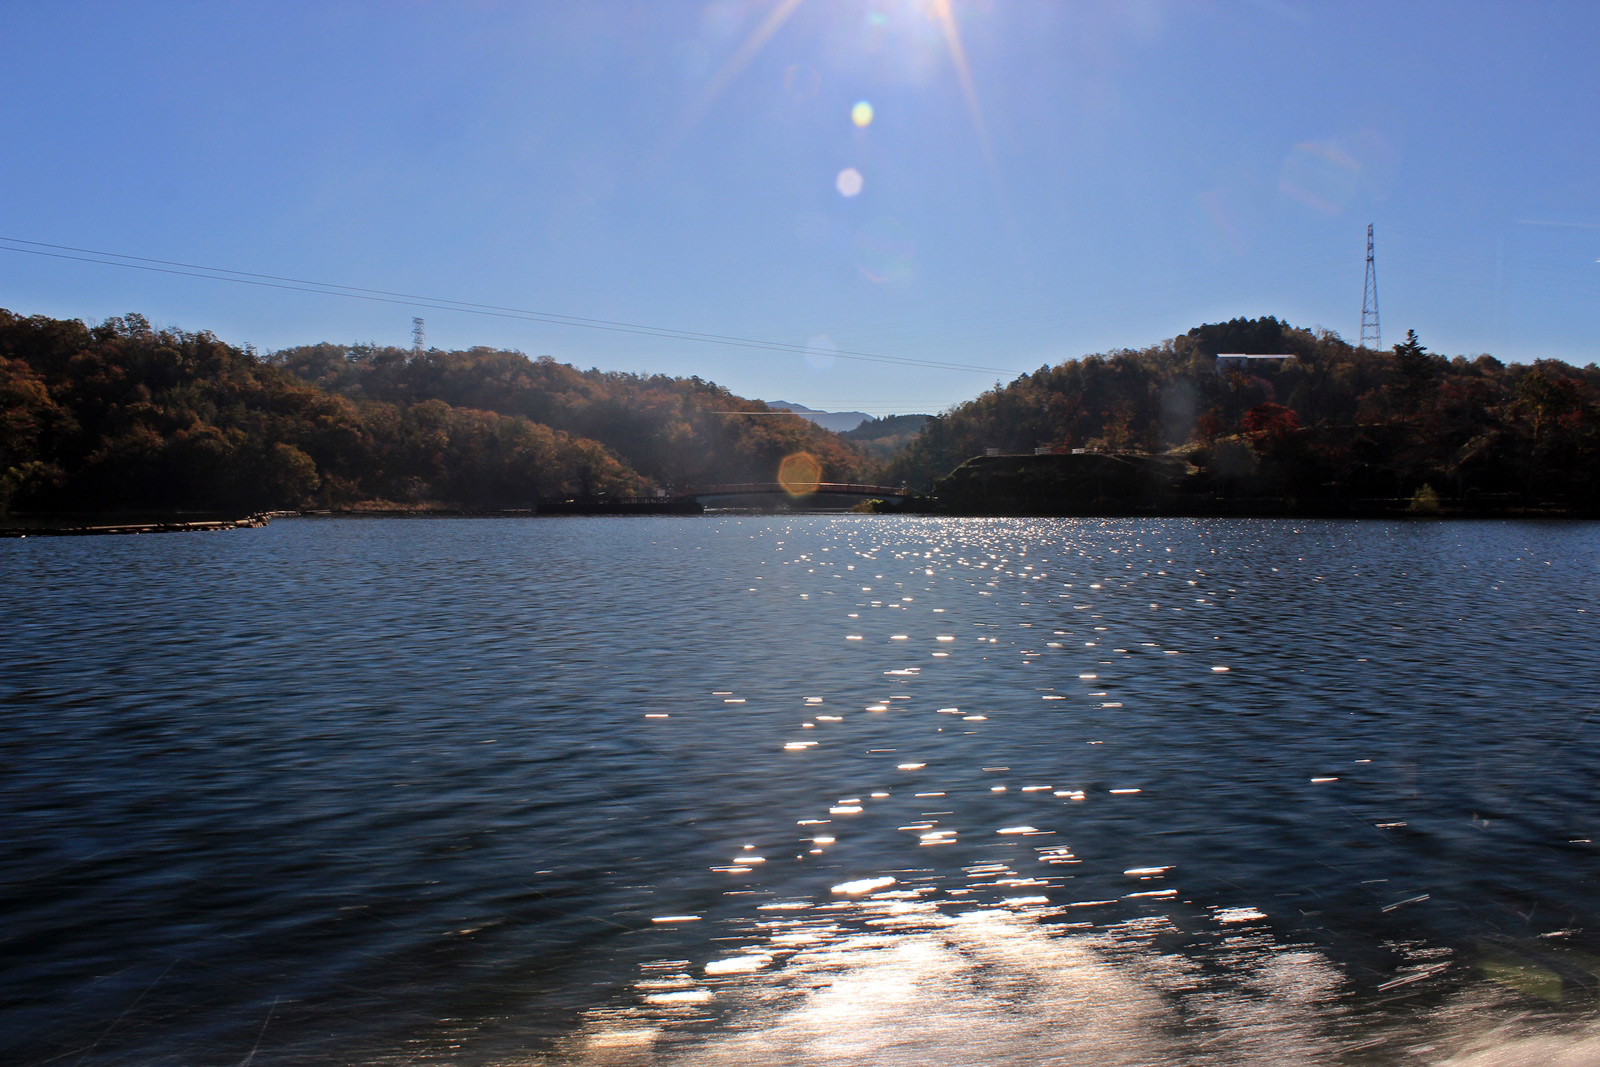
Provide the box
[3,516,1599,1065]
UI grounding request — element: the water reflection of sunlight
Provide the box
[558,903,1369,1067]
[509,517,1600,1065]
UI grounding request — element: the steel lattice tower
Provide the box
[411,317,425,356]
[1360,224,1381,350]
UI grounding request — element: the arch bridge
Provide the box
[680,482,908,505]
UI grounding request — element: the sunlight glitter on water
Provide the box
[9,515,1600,1067]
[560,906,1380,1066]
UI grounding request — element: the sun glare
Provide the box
[778,452,824,495]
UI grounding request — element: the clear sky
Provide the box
[3,1,1596,415]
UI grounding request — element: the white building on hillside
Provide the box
[1214,353,1293,375]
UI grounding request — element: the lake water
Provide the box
[3,515,1598,1066]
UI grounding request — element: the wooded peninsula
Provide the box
[3,308,1597,518]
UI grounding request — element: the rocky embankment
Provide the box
[929,452,1593,518]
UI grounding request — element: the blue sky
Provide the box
[3,1,1596,415]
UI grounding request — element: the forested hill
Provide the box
[9,308,1597,518]
[887,317,1600,509]
[842,413,931,461]
[265,342,866,489]
[0,309,869,514]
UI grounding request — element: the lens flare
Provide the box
[784,63,821,100]
[836,167,864,197]
[1279,140,1361,215]
[852,216,915,284]
[778,452,823,496]
[929,0,997,184]
[804,335,838,371]
[852,100,874,127]
[651,0,803,164]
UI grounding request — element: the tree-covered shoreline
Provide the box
[888,317,1600,514]
[0,309,869,515]
[4,309,1598,518]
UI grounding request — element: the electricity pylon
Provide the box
[1360,225,1381,350]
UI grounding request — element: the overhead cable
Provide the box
[0,237,1020,376]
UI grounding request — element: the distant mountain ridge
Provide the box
[763,400,872,433]
[842,413,932,461]
[843,413,931,441]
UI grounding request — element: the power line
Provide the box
[0,237,1019,377]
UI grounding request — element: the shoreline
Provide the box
[5,503,1596,536]
[0,513,279,537]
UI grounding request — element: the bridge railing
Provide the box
[681,482,908,497]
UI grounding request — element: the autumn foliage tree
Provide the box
[0,310,650,512]
[266,343,871,488]
[885,316,1600,510]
